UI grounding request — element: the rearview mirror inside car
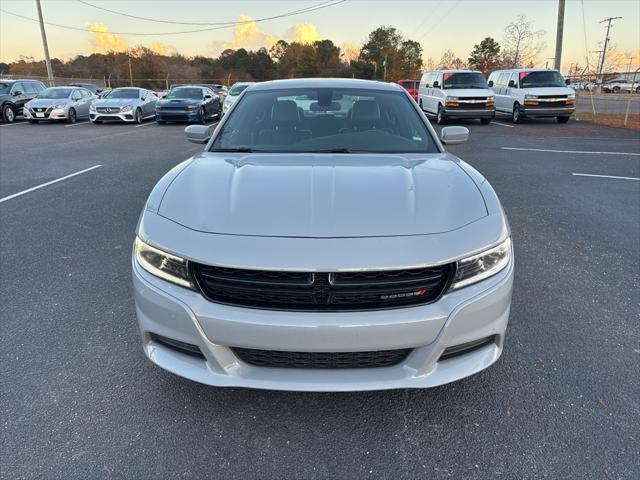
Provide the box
[185,125,212,144]
[440,126,469,145]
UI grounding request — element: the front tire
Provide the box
[436,104,446,125]
[135,108,143,124]
[2,104,16,123]
[612,86,620,94]
[67,108,77,123]
[557,116,570,124]
[480,117,491,125]
[512,103,523,124]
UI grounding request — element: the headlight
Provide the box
[567,93,575,99]
[488,95,495,100]
[186,106,196,111]
[524,95,538,100]
[52,103,65,110]
[90,104,97,111]
[120,105,133,112]
[134,237,194,289]
[446,96,459,101]
[450,237,512,290]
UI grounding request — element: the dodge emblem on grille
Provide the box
[379,289,427,300]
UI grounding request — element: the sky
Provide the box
[1,0,639,72]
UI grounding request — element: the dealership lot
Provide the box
[1,117,638,479]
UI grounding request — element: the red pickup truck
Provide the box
[398,79,419,101]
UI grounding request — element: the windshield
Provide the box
[107,88,139,99]
[0,83,12,94]
[519,71,566,88]
[229,84,250,96]
[400,81,418,90]
[211,87,437,154]
[166,87,203,99]
[37,88,73,99]
[443,72,487,89]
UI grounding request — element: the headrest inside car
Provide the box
[352,100,380,122]
[272,100,299,122]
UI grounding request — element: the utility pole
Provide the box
[35,0,54,85]
[128,51,133,87]
[597,16,622,78]
[554,0,566,71]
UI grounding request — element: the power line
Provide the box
[76,0,341,27]
[0,1,346,36]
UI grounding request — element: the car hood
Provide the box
[444,88,494,97]
[520,87,574,96]
[94,98,139,107]
[157,153,488,238]
[158,98,202,107]
[27,98,69,108]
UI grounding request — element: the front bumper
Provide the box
[522,106,575,118]
[24,107,68,120]
[443,108,495,119]
[90,112,134,122]
[132,255,513,391]
[156,110,201,122]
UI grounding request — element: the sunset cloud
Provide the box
[223,14,278,51]
[286,23,321,44]
[84,22,174,55]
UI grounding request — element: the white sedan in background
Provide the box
[222,82,254,116]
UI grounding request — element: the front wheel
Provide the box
[512,103,523,123]
[135,108,143,124]
[557,116,570,124]
[436,104,446,125]
[636,86,640,94]
[612,86,620,94]
[480,117,491,125]
[67,108,77,123]
[2,104,16,123]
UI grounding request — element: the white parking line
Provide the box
[502,147,640,156]
[134,122,156,128]
[65,121,90,127]
[0,122,25,127]
[0,165,102,204]
[491,121,514,128]
[572,173,640,181]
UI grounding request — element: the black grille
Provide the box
[191,263,454,311]
[232,347,411,369]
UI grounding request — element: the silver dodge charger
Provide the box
[132,78,514,391]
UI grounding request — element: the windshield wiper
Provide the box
[306,148,371,153]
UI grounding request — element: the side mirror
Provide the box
[565,79,571,85]
[488,80,494,87]
[508,80,516,88]
[205,94,212,99]
[432,81,440,89]
[440,126,469,145]
[13,90,22,96]
[141,96,146,101]
[185,125,212,144]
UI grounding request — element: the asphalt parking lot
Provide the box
[1,116,639,479]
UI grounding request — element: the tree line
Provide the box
[1,16,550,88]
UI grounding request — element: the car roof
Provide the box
[249,78,404,92]
[491,68,560,73]
[423,70,483,74]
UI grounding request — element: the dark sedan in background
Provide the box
[155,86,221,124]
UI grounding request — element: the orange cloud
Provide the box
[286,23,321,44]
[84,22,174,55]
[224,14,277,51]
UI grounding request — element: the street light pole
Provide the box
[35,0,54,86]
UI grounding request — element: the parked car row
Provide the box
[0,80,239,125]
[397,68,576,125]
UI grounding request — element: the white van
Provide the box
[488,69,575,123]
[418,70,495,124]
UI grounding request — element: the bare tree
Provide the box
[503,15,546,67]
[437,50,466,70]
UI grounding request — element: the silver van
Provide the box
[488,69,575,123]
[418,70,495,124]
